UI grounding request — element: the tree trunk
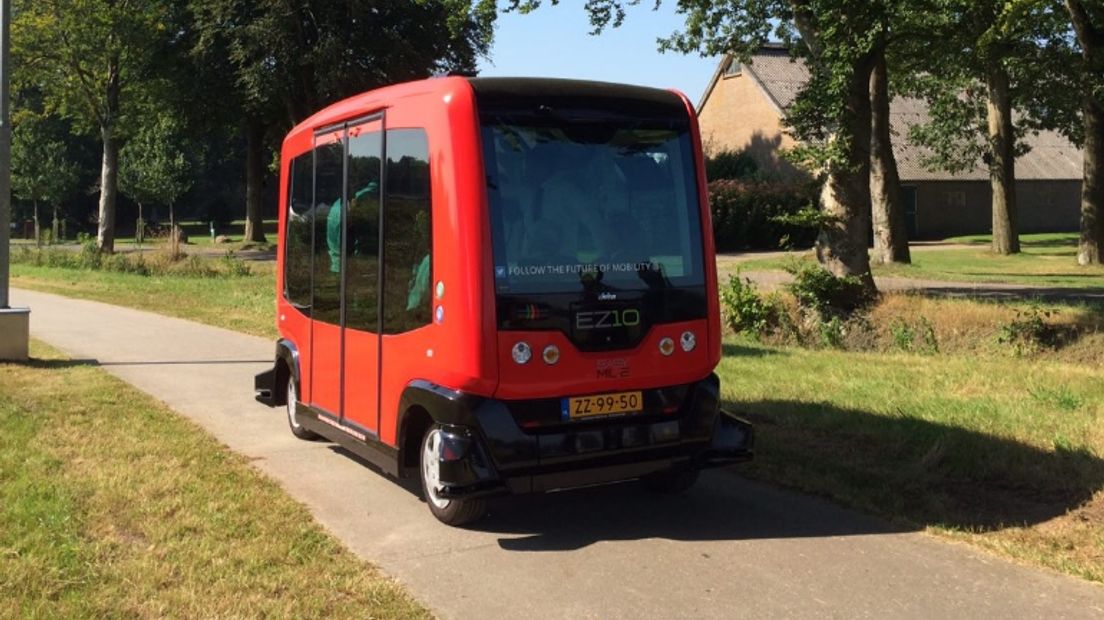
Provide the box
[1078,95,1104,265]
[985,64,1020,255]
[1067,0,1104,265]
[816,51,878,292]
[869,45,911,264]
[52,206,59,244]
[33,200,40,249]
[96,56,121,254]
[97,124,119,253]
[243,117,267,243]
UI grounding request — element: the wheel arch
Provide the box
[396,380,484,477]
[272,339,302,407]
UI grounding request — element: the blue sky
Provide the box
[477,3,721,105]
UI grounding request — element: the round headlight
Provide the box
[658,337,675,356]
[512,341,532,365]
[680,331,696,352]
[542,344,560,365]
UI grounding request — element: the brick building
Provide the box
[697,45,1084,239]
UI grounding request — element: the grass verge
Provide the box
[728,233,1104,288]
[720,337,1104,582]
[0,341,428,618]
[11,263,277,339]
[12,253,1104,584]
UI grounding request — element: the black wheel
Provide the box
[285,375,320,441]
[641,467,700,494]
[420,425,486,526]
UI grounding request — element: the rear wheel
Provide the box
[285,376,320,441]
[641,467,700,494]
[420,426,486,526]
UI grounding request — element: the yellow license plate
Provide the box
[562,391,643,420]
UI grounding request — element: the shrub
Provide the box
[705,149,759,181]
[888,316,939,354]
[998,305,1058,356]
[785,262,876,321]
[719,273,783,337]
[708,179,819,251]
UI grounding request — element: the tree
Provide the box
[189,0,496,243]
[11,113,80,246]
[870,34,911,264]
[905,0,1053,255]
[13,0,174,253]
[1064,0,1104,265]
[119,114,194,254]
[513,0,888,292]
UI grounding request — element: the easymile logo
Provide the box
[575,308,642,330]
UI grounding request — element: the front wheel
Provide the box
[285,376,320,441]
[420,426,486,526]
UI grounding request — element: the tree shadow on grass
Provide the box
[722,342,790,358]
[734,399,1104,532]
[474,399,1104,552]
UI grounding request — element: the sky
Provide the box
[477,3,721,106]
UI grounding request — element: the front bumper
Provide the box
[428,374,753,499]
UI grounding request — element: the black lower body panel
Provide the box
[430,373,754,499]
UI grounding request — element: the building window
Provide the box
[723,59,742,78]
[945,190,966,208]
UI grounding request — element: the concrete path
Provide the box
[14,288,1104,619]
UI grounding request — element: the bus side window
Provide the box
[345,128,383,332]
[312,141,344,326]
[382,129,432,334]
[285,152,314,311]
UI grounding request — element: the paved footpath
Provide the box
[14,287,1104,619]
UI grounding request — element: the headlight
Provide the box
[680,331,696,352]
[511,341,532,365]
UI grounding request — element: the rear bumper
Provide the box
[429,374,753,499]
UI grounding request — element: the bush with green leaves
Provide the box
[998,305,1058,356]
[705,149,759,181]
[719,273,784,338]
[888,316,939,354]
[708,180,819,251]
[785,262,876,321]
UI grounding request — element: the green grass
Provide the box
[719,337,1104,582]
[0,341,429,618]
[11,252,1104,584]
[11,263,278,339]
[731,233,1104,288]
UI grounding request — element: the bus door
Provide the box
[340,117,384,435]
[309,128,346,418]
[309,117,384,435]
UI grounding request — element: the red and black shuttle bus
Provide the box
[255,77,753,525]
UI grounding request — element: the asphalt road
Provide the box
[14,288,1104,619]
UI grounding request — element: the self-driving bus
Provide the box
[255,77,753,526]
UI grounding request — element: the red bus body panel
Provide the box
[273,77,724,452]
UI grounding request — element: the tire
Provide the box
[641,467,700,494]
[285,375,320,441]
[420,425,487,526]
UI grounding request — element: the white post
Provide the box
[0,0,30,362]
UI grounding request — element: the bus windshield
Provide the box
[482,116,705,295]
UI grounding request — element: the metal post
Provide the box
[0,0,30,362]
[0,0,11,310]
